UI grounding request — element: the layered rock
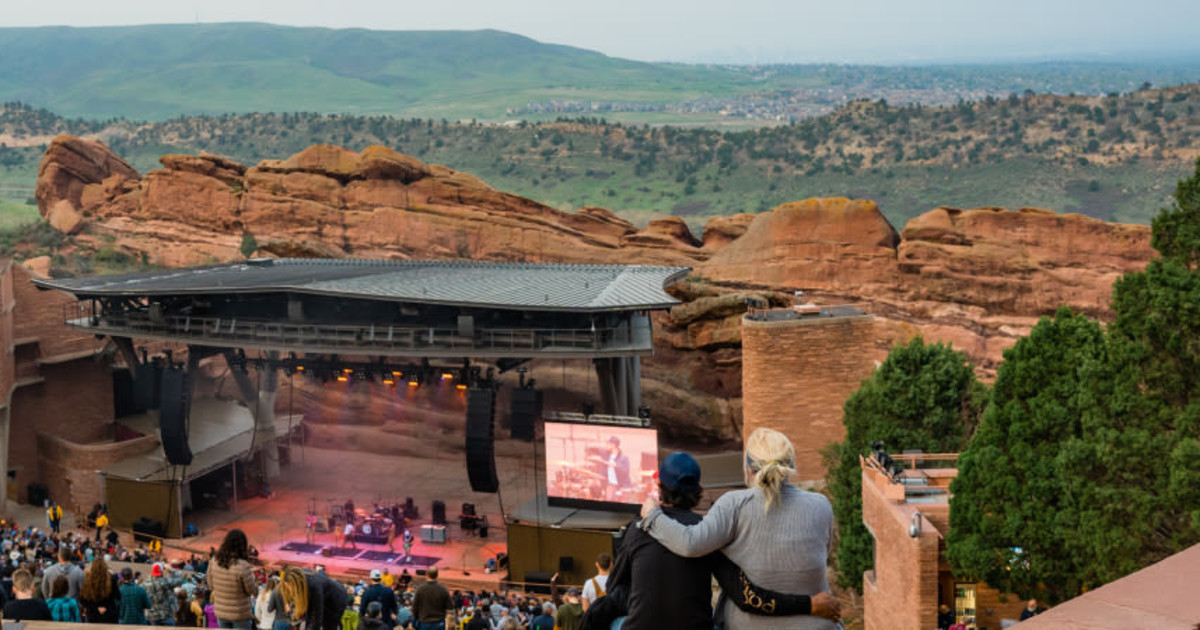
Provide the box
[33,137,1159,441]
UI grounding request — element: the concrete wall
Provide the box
[741,312,875,482]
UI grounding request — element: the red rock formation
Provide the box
[33,137,1159,441]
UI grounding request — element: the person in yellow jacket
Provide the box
[94,511,109,542]
[47,502,63,534]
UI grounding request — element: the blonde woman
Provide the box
[639,428,837,630]
[278,567,347,630]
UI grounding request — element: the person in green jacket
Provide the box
[47,575,82,622]
[118,567,151,625]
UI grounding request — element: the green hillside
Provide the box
[1,24,1198,124]
[2,85,1197,230]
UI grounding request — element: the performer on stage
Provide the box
[342,521,357,551]
[305,513,318,546]
[401,528,413,563]
[593,436,632,501]
[385,521,396,554]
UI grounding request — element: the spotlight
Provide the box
[336,375,348,383]
[408,380,420,388]
[441,372,455,380]
[383,378,395,386]
[456,383,468,391]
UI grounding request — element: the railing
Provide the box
[62,301,650,355]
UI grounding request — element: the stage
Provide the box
[165,440,530,591]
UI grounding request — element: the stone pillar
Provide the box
[0,405,9,509]
[614,356,629,416]
[629,357,642,416]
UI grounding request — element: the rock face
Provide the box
[34,137,1158,442]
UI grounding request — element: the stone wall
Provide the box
[36,432,159,512]
[740,311,875,482]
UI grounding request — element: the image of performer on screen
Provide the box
[596,435,632,500]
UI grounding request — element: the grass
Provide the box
[0,198,40,230]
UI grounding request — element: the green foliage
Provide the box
[240,231,258,259]
[828,337,986,590]
[1150,157,1200,269]
[946,308,1106,604]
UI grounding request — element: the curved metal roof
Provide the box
[34,258,691,312]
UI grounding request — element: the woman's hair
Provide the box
[81,555,113,601]
[745,427,797,512]
[52,574,70,599]
[267,575,280,591]
[215,529,249,569]
[279,567,309,620]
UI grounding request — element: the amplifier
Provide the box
[420,524,447,544]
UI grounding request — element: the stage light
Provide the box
[343,368,353,374]
[392,371,402,377]
[441,372,455,380]
[456,383,468,391]
[336,375,348,383]
[408,380,420,387]
[383,379,395,386]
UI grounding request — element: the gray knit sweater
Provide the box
[641,484,837,630]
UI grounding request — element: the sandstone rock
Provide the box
[257,239,349,259]
[355,145,430,183]
[160,153,246,187]
[35,135,141,229]
[697,197,901,293]
[46,199,84,234]
[272,144,360,181]
[701,213,755,249]
[21,256,52,278]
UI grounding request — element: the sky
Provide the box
[4,0,1200,64]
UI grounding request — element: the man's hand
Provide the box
[640,496,660,518]
[811,591,840,621]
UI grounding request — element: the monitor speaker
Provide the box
[465,387,499,493]
[558,556,574,572]
[510,388,542,441]
[159,367,193,466]
[432,500,446,526]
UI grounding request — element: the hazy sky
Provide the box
[5,0,1199,64]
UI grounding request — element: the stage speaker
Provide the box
[558,556,574,572]
[432,500,446,526]
[465,387,499,493]
[509,388,542,441]
[134,362,162,411]
[159,367,193,466]
[525,571,554,594]
[132,518,165,542]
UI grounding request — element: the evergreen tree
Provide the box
[1057,157,1200,586]
[828,337,986,591]
[946,308,1105,603]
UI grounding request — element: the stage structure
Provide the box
[35,258,687,536]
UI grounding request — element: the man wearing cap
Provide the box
[358,569,398,627]
[554,588,583,630]
[144,562,183,625]
[598,436,632,501]
[603,452,840,630]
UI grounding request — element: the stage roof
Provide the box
[35,258,690,313]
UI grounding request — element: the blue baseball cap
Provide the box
[659,452,702,492]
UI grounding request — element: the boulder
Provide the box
[35,135,140,227]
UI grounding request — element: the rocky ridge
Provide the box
[35,135,1155,442]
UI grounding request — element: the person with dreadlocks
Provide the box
[278,567,348,630]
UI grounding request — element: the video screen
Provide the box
[544,421,659,513]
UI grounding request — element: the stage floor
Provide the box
[168,443,534,590]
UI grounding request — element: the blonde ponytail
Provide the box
[745,428,797,512]
[279,567,309,620]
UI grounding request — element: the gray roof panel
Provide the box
[35,258,690,312]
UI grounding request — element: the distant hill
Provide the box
[1,23,1199,123]
[2,85,1197,228]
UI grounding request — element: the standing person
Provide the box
[358,569,398,627]
[95,510,110,543]
[529,603,554,630]
[47,574,82,622]
[4,568,52,621]
[206,529,257,629]
[580,553,610,611]
[118,567,152,625]
[80,554,122,624]
[305,513,318,546]
[342,521,357,551]
[639,428,838,630]
[553,589,583,630]
[592,437,631,501]
[146,562,183,626]
[401,529,414,563]
[47,501,63,535]
[41,545,86,600]
[411,567,452,630]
